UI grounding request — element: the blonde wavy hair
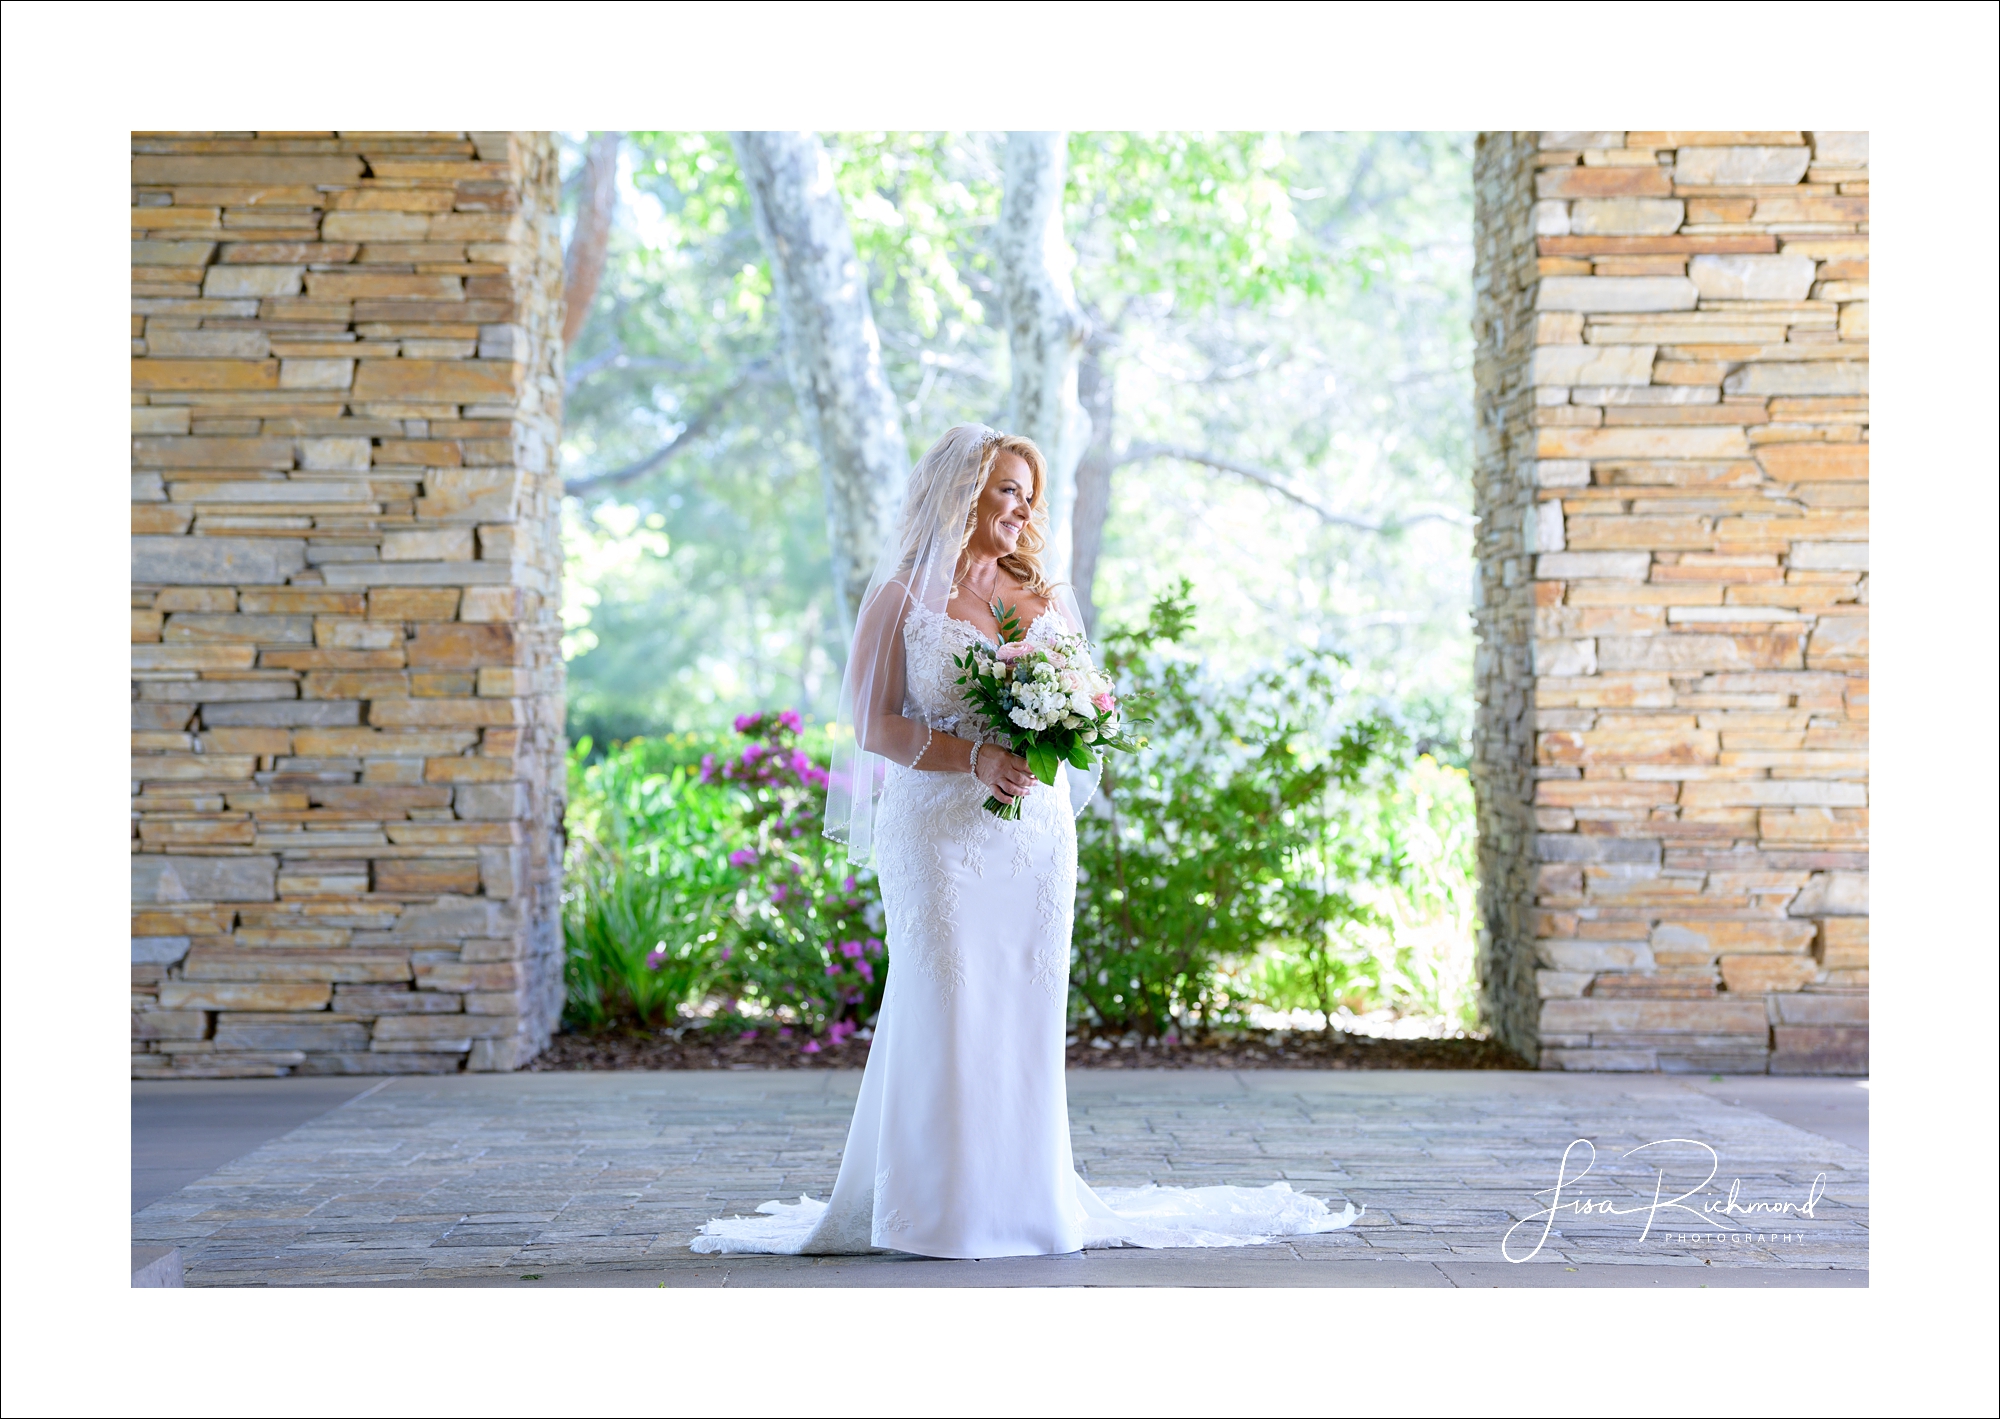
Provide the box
[961,432,1054,598]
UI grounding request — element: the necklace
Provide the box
[953,560,1003,603]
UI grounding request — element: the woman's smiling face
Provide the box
[973,450,1035,556]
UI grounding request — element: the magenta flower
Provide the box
[856,961,874,982]
[645,948,667,971]
[728,848,758,868]
[734,712,759,733]
[865,938,883,955]
[800,1038,820,1053]
[739,1029,758,1041]
[824,964,840,977]
[699,752,717,782]
[779,709,804,733]
[719,946,733,962]
[842,875,857,892]
[839,940,863,959]
[778,1027,792,1039]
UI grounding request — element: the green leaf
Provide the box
[1026,742,1060,785]
[1067,740,1095,771]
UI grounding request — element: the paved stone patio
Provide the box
[132,1071,1867,1287]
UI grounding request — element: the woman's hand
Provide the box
[974,744,1037,803]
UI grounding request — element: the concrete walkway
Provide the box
[132,1070,1867,1288]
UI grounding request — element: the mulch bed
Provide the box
[528,1029,1530,1072]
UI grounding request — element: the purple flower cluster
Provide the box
[706,708,887,1053]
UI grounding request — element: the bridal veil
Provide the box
[823,423,1099,864]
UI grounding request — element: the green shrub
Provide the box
[560,734,741,1031]
[559,589,1481,1046]
[1245,752,1479,1030]
[1070,581,1403,1040]
[700,712,885,1049]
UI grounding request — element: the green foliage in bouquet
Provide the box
[951,599,1143,818]
[1070,580,1407,1040]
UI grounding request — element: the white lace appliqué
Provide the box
[1029,794,1076,1003]
[881,604,1075,1007]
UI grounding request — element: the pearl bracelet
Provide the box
[969,741,982,779]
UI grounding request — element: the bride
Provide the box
[692,424,1359,1257]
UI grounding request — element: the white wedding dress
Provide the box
[692,605,1360,1258]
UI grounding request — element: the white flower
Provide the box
[1009,705,1043,730]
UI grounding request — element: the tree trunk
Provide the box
[996,131,1090,581]
[561,132,621,347]
[733,131,910,622]
[1070,339,1116,636]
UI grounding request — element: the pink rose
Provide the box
[997,641,1031,661]
[1092,691,1116,713]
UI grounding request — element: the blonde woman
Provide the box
[693,424,1358,1258]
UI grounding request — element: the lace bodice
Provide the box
[901,604,1062,745]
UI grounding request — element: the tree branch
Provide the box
[562,132,622,347]
[562,362,769,499]
[563,338,624,395]
[1115,442,1471,533]
[566,345,720,396]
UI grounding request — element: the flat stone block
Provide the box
[133,536,306,586]
[133,855,277,904]
[1689,253,1816,302]
[1533,835,1660,866]
[133,1246,185,1287]
[1536,940,1656,972]
[1530,344,1655,387]
[1541,1049,1659,1071]
[1536,277,1697,312]
[1569,199,1684,236]
[1673,146,1812,186]
[1535,551,1652,581]
[200,700,363,727]
[1723,363,1867,397]
[1770,995,1868,1026]
[1541,998,1772,1033]
[1809,132,1867,166]
[1769,1026,1868,1075]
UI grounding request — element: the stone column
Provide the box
[1472,132,1867,1074]
[131,132,567,1076]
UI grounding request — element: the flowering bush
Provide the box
[561,734,741,1031]
[560,593,1479,1048]
[702,711,885,1046]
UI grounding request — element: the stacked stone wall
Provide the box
[130,131,567,1076]
[1473,131,1867,1074]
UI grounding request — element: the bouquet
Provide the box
[952,601,1142,819]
